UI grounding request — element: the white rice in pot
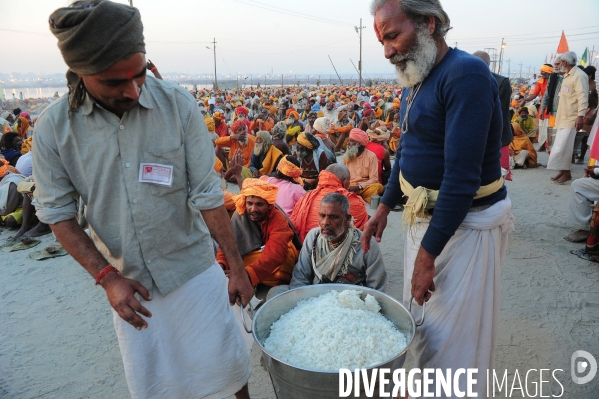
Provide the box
[263,290,407,371]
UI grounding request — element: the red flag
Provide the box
[557,30,569,54]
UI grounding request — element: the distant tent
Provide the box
[556,30,569,54]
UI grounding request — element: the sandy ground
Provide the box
[1,149,599,398]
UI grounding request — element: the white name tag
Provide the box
[139,163,173,186]
[563,86,569,93]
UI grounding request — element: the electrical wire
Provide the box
[228,0,354,27]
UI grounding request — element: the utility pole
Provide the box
[210,38,218,90]
[497,38,505,75]
[518,62,523,82]
[250,74,252,87]
[506,59,511,79]
[129,0,133,6]
[355,19,366,88]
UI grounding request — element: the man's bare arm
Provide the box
[201,206,253,307]
[50,218,152,330]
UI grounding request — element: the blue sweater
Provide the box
[381,48,507,256]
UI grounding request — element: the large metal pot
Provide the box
[245,285,422,399]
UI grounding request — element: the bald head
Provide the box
[326,163,351,189]
[472,51,491,67]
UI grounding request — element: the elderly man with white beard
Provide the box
[362,0,513,397]
[249,130,284,178]
[546,51,589,183]
[342,128,384,204]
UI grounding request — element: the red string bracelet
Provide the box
[95,265,121,285]
[150,66,157,72]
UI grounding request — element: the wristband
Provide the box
[150,66,157,72]
[95,265,121,285]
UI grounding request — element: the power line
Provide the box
[447,24,599,42]
[228,0,353,27]
[219,37,356,55]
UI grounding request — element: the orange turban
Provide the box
[231,119,245,133]
[297,133,313,149]
[374,107,383,119]
[0,158,8,178]
[233,178,279,215]
[329,95,335,102]
[286,110,300,120]
[349,128,369,147]
[276,156,303,185]
[205,117,215,132]
[214,157,223,172]
[540,65,554,74]
[213,112,225,120]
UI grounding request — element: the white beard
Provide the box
[391,27,438,87]
[343,144,360,163]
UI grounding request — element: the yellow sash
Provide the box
[259,145,283,176]
[399,172,504,229]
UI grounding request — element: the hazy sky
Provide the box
[1,0,598,80]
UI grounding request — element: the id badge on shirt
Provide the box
[139,163,174,186]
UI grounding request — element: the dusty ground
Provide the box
[1,150,598,398]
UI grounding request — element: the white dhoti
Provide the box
[112,263,251,399]
[538,118,549,146]
[547,128,576,170]
[514,150,529,167]
[404,198,513,399]
[568,178,599,230]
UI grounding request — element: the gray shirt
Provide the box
[289,227,387,291]
[32,76,223,295]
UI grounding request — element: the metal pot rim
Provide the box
[252,284,416,374]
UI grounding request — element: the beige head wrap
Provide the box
[49,0,146,109]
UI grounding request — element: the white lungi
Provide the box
[538,118,549,147]
[568,178,599,230]
[404,198,513,399]
[513,150,529,167]
[112,263,251,399]
[547,128,576,170]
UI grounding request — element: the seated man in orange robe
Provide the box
[250,107,275,134]
[509,122,540,169]
[327,107,355,152]
[216,179,300,287]
[215,120,256,181]
[341,128,384,203]
[291,163,369,242]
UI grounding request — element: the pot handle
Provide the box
[240,304,253,333]
[409,296,426,327]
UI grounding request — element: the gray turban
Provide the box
[49,0,145,108]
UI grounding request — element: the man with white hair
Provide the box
[546,51,589,183]
[249,130,283,178]
[363,0,512,396]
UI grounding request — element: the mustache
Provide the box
[390,53,411,65]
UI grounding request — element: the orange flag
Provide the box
[556,30,569,54]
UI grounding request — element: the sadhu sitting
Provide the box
[216,179,300,287]
[267,193,387,299]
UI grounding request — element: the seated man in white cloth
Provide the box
[546,51,589,183]
[364,0,513,396]
[267,193,386,300]
[564,166,599,242]
[34,1,253,398]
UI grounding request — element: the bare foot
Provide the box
[13,223,33,239]
[556,172,572,183]
[564,230,589,242]
[551,172,564,181]
[22,223,52,238]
